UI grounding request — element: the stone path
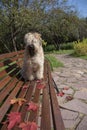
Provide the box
[52,54,87,130]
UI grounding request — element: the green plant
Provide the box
[45,54,64,70]
[74,39,87,56]
[61,42,74,50]
[42,40,47,46]
[44,45,56,52]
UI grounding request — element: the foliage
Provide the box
[74,39,87,56]
[0,0,87,53]
[44,45,56,52]
[19,121,38,130]
[45,54,64,69]
[61,42,74,50]
[27,101,38,111]
[42,40,47,46]
[7,112,21,130]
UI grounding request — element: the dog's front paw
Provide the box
[36,73,44,80]
[28,75,34,81]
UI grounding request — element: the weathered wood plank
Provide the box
[0,81,23,122]
[47,61,65,130]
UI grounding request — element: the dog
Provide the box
[21,32,44,81]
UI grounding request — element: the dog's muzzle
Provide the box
[27,44,35,57]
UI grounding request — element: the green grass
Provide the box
[45,49,74,55]
[71,52,87,60]
[79,55,87,60]
[53,49,74,54]
[45,54,64,70]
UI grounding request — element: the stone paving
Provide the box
[52,54,87,130]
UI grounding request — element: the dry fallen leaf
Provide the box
[10,98,26,106]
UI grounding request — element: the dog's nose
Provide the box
[28,44,34,49]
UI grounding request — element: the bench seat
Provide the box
[0,50,65,130]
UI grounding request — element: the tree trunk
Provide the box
[11,26,17,52]
[12,36,17,52]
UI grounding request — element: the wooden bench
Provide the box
[0,50,65,130]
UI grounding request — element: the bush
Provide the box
[45,54,64,70]
[44,45,56,52]
[74,39,87,56]
[61,42,74,50]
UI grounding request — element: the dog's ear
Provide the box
[34,33,41,39]
[24,33,32,44]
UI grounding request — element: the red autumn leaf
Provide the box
[63,87,69,90]
[27,101,38,111]
[66,96,73,101]
[19,121,38,130]
[36,83,45,89]
[10,98,26,106]
[57,91,64,97]
[22,85,29,90]
[30,122,38,130]
[36,80,41,83]
[7,112,21,130]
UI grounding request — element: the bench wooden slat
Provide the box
[0,50,24,60]
[20,82,35,122]
[47,62,65,130]
[41,87,51,130]
[0,78,18,103]
[0,76,12,91]
[0,81,23,122]
[40,60,51,130]
[0,66,21,91]
[0,70,7,78]
[1,82,30,130]
[0,51,65,130]
[0,67,19,79]
[28,86,40,122]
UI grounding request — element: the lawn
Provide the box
[45,54,64,70]
[45,49,87,70]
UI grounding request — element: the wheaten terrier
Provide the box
[21,32,44,81]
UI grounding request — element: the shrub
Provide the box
[74,39,87,56]
[44,44,56,52]
[45,54,64,70]
[61,42,74,50]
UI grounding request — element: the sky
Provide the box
[67,0,87,18]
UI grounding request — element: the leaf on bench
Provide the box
[27,101,38,111]
[19,121,38,130]
[22,85,29,90]
[10,98,26,106]
[7,112,21,130]
[36,83,45,89]
[36,79,42,83]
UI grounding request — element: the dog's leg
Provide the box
[36,65,44,79]
[28,75,34,81]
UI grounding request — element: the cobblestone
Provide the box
[52,54,87,130]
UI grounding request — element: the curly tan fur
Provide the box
[21,32,44,81]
